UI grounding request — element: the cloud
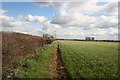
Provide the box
[35,0,118,40]
[0,9,7,15]
[26,14,46,22]
[0,10,23,27]
[46,26,118,40]
[1,9,61,36]
[26,14,61,31]
[0,9,45,36]
[107,27,118,36]
[1,0,119,40]
[96,15,118,28]
[35,1,117,32]
[99,2,118,15]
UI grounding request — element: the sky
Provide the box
[1,0,119,40]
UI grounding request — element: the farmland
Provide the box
[59,40,119,78]
[2,32,119,79]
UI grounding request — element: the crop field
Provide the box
[59,40,119,78]
[2,32,119,79]
[2,1,120,80]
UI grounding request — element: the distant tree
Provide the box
[43,34,55,40]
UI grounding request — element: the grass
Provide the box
[2,32,53,78]
[15,43,54,78]
[58,40,119,78]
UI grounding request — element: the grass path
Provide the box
[15,43,54,78]
[15,41,68,79]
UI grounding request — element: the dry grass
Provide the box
[2,31,52,78]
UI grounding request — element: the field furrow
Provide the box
[59,40,119,78]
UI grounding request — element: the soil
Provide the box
[50,42,70,80]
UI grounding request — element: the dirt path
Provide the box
[50,42,70,79]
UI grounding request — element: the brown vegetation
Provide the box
[2,31,53,78]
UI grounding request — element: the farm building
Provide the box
[85,37,95,41]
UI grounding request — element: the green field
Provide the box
[59,40,119,78]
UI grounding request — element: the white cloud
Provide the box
[1,10,61,36]
[26,14,61,31]
[36,1,118,40]
[107,27,118,36]
[1,0,119,40]
[26,14,46,22]
[0,9,45,36]
[0,10,23,27]
[0,10,7,15]
[50,2,118,28]
[97,15,118,28]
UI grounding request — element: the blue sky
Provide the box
[2,2,109,18]
[2,2,56,21]
[1,1,118,40]
[2,2,57,31]
[96,2,108,6]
